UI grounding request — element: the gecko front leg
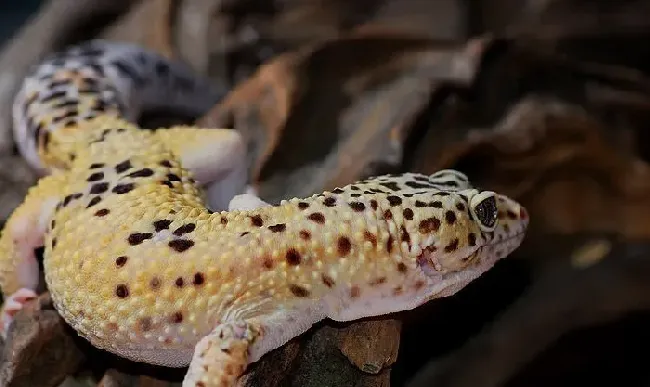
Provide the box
[0,173,67,337]
[154,126,249,211]
[183,320,262,387]
[183,305,326,387]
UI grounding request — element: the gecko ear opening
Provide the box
[470,191,498,232]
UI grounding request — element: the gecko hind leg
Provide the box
[154,126,249,211]
[0,173,66,338]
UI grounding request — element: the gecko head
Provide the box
[415,189,528,277]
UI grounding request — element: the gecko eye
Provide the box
[470,191,498,232]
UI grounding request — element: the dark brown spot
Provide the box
[323,197,336,207]
[87,172,104,181]
[262,257,274,269]
[153,219,172,232]
[51,238,57,248]
[160,160,173,168]
[115,284,129,298]
[240,232,249,237]
[169,239,194,252]
[115,256,128,267]
[115,160,131,173]
[299,230,311,240]
[383,209,393,220]
[419,218,440,233]
[62,193,83,207]
[430,201,443,208]
[444,238,460,252]
[386,235,394,253]
[175,277,184,287]
[415,200,427,207]
[370,199,378,210]
[506,210,518,220]
[128,168,154,178]
[249,215,263,227]
[90,182,109,194]
[94,208,110,217]
[297,202,309,210]
[397,262,408,273]
[468,233,477,246]
[286,248,301,265]
[332,188,345,194]
[150,277,161,289]
[403,208,414,220]
[321,274,335,288]
[387,195,402,206]
[456,202,466,211]
[349,202,365,212]
[364,231,377,247]
[379,181,401,191]
[414,280,425,290]
[87,196,101,207]
[167,173,181,182]
[112,183,135,194]
[370,277,387,286]
[289,284,311,297]
[128,232,153,245]
[445,210,457,225]
[139,317,153,332]
[337,236,352,256]
[350,286,360,298]
[90,163,104,169]
[307,212,325,224]
[173,223,196,236]
[170,311,183,323]
[220,217,228,225]
[393,286,403,296]
[193,272,205,285]
[161,181,173,188]
[268,223,286,233]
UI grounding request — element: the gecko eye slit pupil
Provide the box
[471,194,498,231]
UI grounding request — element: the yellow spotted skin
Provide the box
[0,41,529,387]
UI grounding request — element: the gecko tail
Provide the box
[12,40,225,172]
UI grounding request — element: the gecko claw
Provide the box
[0,287,38,338]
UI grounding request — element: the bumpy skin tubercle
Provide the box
[0,41,530,387]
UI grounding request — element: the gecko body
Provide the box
[0,41,529,387]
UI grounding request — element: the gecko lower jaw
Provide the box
[417,230,527,277]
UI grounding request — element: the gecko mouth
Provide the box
[416,230,527,276]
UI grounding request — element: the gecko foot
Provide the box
[227,193,271,211]
[183,321,262,387]
[0,287,38,338]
